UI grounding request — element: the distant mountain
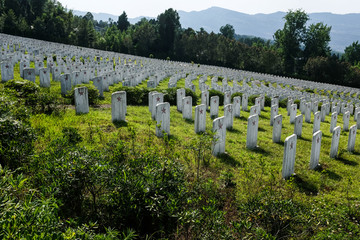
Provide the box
[72,10,151,24]
[73,7,360,52]
[178,7,360,52]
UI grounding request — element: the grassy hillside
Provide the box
[1,62,360,239]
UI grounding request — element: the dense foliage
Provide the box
[2,1,360,88]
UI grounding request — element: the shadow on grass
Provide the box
[258,127,266,132]
[320,169,342,181]
[274,141,285,145]
[292,175,319,196]
[113,120,128,128]
[237,116,248,121]
[218,153,241,167]
[184,119,194,124]
[250,146,271,156]
[335,156,359,166]
[298,136,311,142]
[227,128,242,133]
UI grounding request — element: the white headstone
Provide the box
[246,114,259,149]
[152,93,164,120]
[270,105,278,126]
[330,112,337,133]
[357,112,360,128]
[294,114,303,138]
[195,104,206,133]
[182,96,193,120]
[282,134,297,179]
[224,91,231,106]
[309,130,322,170]
[305,102,311,123]
[250,105,259,116]
[176,88,185,112]
[273,114,282,143]
[242,94,248,111]
[224,104,234,130]
[348,125,357,152]
[93,76,104,97]
[330,126,341,158]
[343,111,350,131]
[75,87,89,114]
[313,111,321,133]
[233,96,241,118]
[201,90,209,109]
[210,96,219,119]
[23,68,35,83]
[290,104,297,124]
[111,91,126,122]
[39,68,50,88]
[212,116,226,156]
[60,73,71,95]
[156,102,170,137]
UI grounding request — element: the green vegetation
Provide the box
[2,1,360,87]
[1,65,360,238]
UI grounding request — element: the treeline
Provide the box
[1,0,360,87]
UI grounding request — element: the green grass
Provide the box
[2,61,360,238]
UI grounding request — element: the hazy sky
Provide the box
[57,0,360,18]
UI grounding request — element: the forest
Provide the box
[1,0,360,88]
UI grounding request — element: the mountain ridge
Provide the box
[73,6,360,52]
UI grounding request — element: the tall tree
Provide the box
[117,11,130,32]
[157,8,181,55]
[274,9,309,75]
[343,41,360,65]
[220,24,235,40]
[303,22,331,62]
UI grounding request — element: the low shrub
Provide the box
[65,84,100,106]
[209,89,224,106]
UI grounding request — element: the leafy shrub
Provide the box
[0,118,36,169]
[264,95,272,107]
[294,99,300,109]
[231,92,243,102]
[0,166,62,239]
[113,87,199,106]
[209,89,224,106]
[4,79,40,98]
[65,84,100,106]
[279,98,288,108]
[248,94,260,106]
[0,92,30,122]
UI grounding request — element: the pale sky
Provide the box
[57,0,360,18]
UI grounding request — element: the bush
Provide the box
[4,79,40,98]
[231,92,243,102]
[264,95,272,107]
[65,84,100,106]
[248,95,260,106]
[0,118,36,169]
[113,87,199,106]
[279,98,288,108]
[209,89,224,106]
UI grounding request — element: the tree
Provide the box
[220,24,235,40]
[343,41,360,65]
[132,18,157,56]
[117,11,130,32]
[303,23,331,62]
[274,9,309,75]
[157,8,181,55]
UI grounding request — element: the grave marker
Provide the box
[273,114,282,143]
[330,126,341,158]
[348,125,357,152]
[313,111,321,133]
[155,102,170,137]
[233,96,241,118]
[224,104,234,130]
[176,88,185,112]
[75,87,89,114]
[246,114,259,149]
[210,96,219,119]
[195,104,206,133]
[282,134,297,179]
[343,111,350,131]
[309,130,322,170]
[182,96,193,120]
[212,116,226,156]
[111,91,126,122]
[294,114,303,138]
[330,112,337,133]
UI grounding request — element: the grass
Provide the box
[2,61,360,238]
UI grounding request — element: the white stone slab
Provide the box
[224,104,234,130]
[313,111,321,133]
[212,116,226,156]
[75,87,89,114]
[111,91,126,122]
[294,114,303,138]
[176,88,185,112]
[246,114,259,149]
[195,104,206,133]
[233,96,241,118]
[282,134,297,179]
[273,114,282,143]
[309,130,322,170]
[182,96,193,120]
[210,96,219,119]
[343,111,350,131]
[330,126,341,158]
[348,125,357,152]
[156,102,170,137]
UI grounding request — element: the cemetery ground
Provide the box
[1,63,360,239]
